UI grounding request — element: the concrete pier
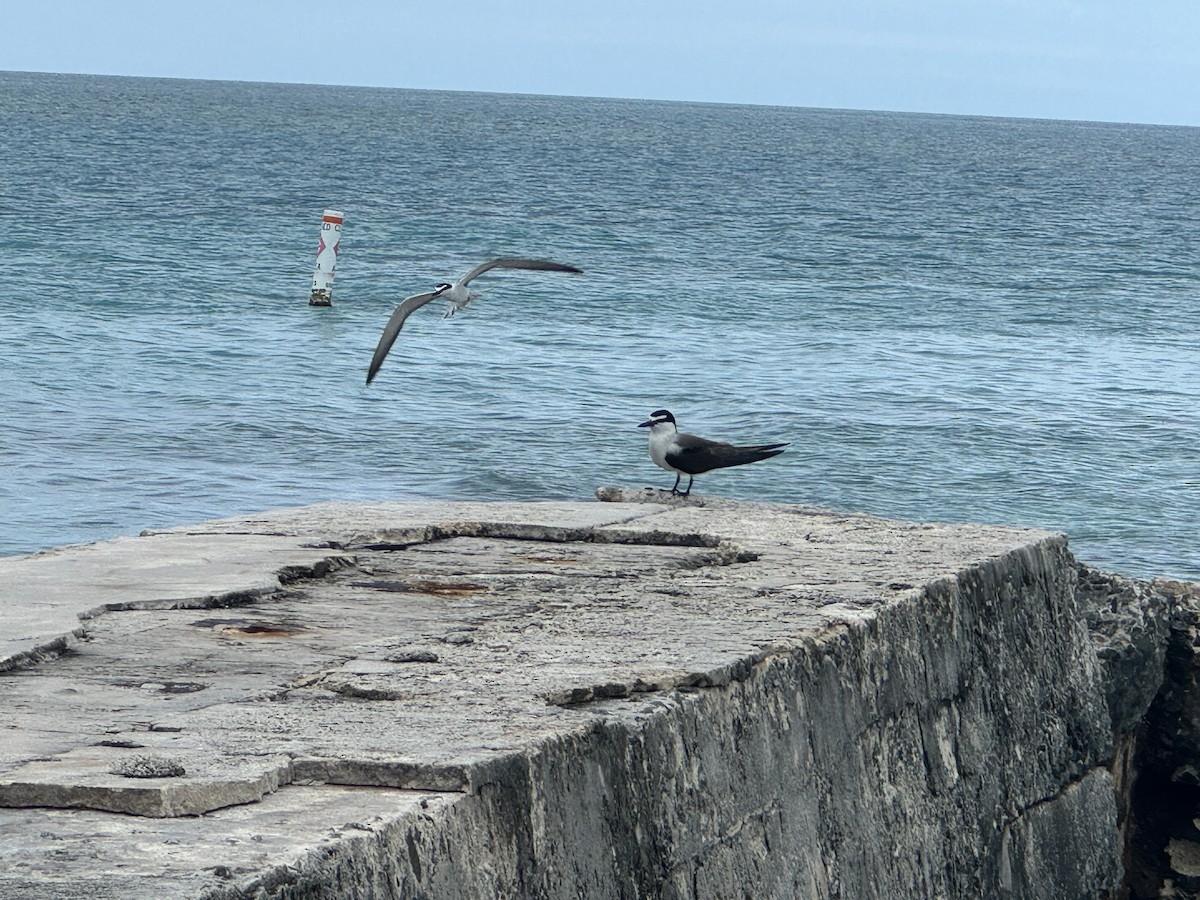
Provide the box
[0,490,1186,897]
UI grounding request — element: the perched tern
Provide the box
[638,409,788,496]
[366,257,583,384]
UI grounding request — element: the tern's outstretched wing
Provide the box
[459,258,583,286]
[366,291,437,384]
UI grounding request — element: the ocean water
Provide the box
[1,71,1197,579]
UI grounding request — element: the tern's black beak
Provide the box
[638,419,656,428]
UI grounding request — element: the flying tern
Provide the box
[366,257,583,384]
[638,409,788,496]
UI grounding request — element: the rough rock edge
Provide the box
[1073,565,1200,896]
[0,630,84,676]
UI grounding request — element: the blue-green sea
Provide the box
[1,71,1197,579]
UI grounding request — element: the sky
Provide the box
[5,0,1199,126]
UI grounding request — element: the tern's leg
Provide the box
[670,473,682,494]
[681,476,694,497]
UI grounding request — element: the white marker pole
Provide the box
[308,209,344,306]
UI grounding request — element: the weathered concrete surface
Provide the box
[0,490,1165,898]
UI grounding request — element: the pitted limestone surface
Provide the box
[0,492,1124,898]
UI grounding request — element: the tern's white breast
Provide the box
[647,425,678,472]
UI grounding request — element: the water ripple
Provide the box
[2,73,1198,579]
